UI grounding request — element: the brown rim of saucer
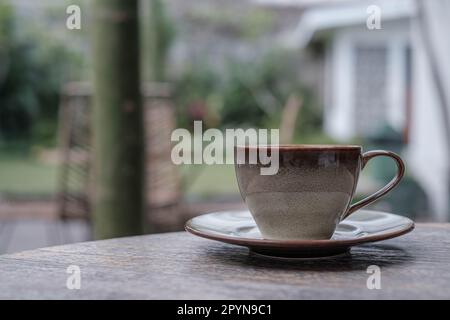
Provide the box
[184,221,415,249]
[235,144,362,151]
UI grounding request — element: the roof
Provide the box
[257,0,417,47]
[254,0,351,8]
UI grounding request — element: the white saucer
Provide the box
[186,209,414,258]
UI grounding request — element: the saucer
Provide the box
[185,209,414,258]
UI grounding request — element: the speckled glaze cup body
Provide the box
[235,145,405,240]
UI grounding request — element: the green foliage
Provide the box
[363,131,429,219]
[173,64,220,129]
[378,174,429,220]
[186,7,274,40]
[174,50,323,138]
[241,9,274,39]
[147,0,175,81]
[0,2,77,146]
[219,56,279,128]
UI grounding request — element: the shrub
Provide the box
[174,50,323,137]
[0,2,77,146]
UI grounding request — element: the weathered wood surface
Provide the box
[0,224,449,299]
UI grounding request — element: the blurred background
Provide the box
[0,0,449,253]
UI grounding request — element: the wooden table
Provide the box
[0,223,449,299]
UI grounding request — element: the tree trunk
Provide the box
[91,0,144,239]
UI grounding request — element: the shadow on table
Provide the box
[203,243,415,272]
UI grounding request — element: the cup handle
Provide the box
[341,150,405,220]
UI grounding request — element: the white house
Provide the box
[257,0,450,221]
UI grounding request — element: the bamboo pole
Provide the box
[91,0,145,239]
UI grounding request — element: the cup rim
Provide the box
[235,144,362,151]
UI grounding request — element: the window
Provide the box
[354,45,388,136]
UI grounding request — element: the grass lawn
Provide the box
[0,151,384,210]
[0,152,239,198]
[0,154,58,195]
[182,164,239,199]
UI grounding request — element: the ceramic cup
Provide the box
[234,145,405,240]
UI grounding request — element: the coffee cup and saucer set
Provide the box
[186,145,414,259]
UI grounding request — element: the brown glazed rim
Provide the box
[235,144,362,151]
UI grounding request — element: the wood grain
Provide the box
[0,224,449,299]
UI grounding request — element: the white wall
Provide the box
[324,30,355,140]
[324,20,411,140]
[323,19,449,220]
[407,21,449,221]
